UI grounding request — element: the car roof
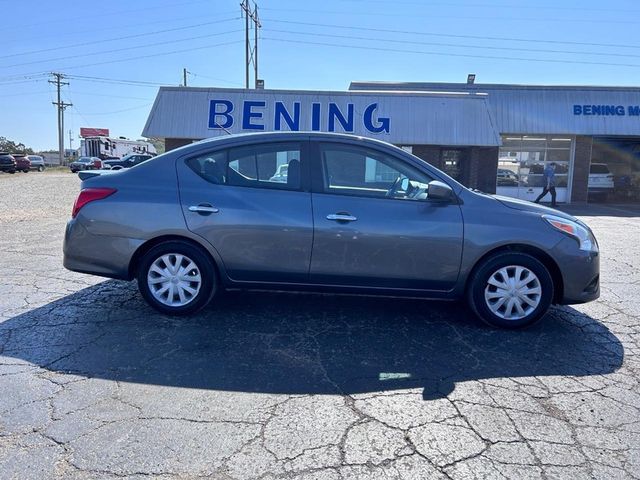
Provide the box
[191,131,390,148]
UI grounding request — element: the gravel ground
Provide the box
[0,172,639,479]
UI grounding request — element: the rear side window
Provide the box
[186,142,302,190]
[590,164,610,174]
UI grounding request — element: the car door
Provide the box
[309,141,464,291]
[176,140,313,283]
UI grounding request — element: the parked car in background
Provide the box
[102,153,153,170]
[12,154,31,173]
[27,155,45,172]
[0,153,16,174]
[496,168,520,186]
[588,163,614,200]
[69,157,102,174]
[269,163,289,183]
[64,132,600,329]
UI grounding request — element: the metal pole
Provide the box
[49,73,72,166]
[254,3,258,88]
[183,67,187,87]
[56,75,63,165]
[245,0,250,88]
[61,107,65,164]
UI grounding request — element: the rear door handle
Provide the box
[188,204,219,214]
[326,213,357,222]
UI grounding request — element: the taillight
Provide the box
[72,188,116,218]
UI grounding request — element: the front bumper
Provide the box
[63,218,143,280]
[551,236,600,305]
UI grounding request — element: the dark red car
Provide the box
[12,154,31,173]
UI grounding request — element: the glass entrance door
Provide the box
[496,135,573,203]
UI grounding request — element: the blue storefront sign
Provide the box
[573,104,640,116]
[208,100,391,133]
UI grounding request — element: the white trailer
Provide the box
[80,137,156,159]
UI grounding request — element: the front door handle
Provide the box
[326,213,357,222]
[188,204,219,214]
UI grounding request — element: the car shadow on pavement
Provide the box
[0,280,624,400]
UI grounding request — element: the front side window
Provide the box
[186,142,302,190]
[320,144,433,201]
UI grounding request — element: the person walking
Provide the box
[534,162,557,207]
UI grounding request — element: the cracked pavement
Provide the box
[0,172,639,479]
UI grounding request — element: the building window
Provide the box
[498,136,571,189]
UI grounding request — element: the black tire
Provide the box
[467,252,554,329]
[137,241,217,315]
[8,170,15,174]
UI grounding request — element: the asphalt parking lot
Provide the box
[1,172,639,479]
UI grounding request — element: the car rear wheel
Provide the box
[38,166,44,172]
[137,241,217,315]
[467,252,553,329]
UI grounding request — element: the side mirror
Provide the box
[427,180,453,201]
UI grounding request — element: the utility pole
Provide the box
[240,0,261,89]
[68,129,74,154]
[49,73,72,166]
[183,67,188,87]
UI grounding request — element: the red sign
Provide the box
[80,128,110,138]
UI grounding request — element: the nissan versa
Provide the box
[63,132,600,328]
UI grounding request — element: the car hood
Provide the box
[492,194,578,221]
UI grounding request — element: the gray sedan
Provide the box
[63,132,599,328]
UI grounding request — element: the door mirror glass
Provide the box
[400,177,410,191]
[427,180,453,201]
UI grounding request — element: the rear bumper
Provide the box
[63,218,143,280]
[551,237,600,305]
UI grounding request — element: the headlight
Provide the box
[542,215,598,252]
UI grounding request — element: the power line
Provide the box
[264,18,640,50]
[6,0,218,31]
[188,71,244,87]
[66,91,154,101]
[261,7,640,25]
[5,39,244,78]
[262,37,640,69]
[65,75,169,87]
[74,103,154,116]
[341,0,640,12]
[1,28,243,69]
[0,17,237,61]
[264,28,640,60]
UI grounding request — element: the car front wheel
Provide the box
[137,241,217,315]
[467,252,554,329]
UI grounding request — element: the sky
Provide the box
[2,0,640,151]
